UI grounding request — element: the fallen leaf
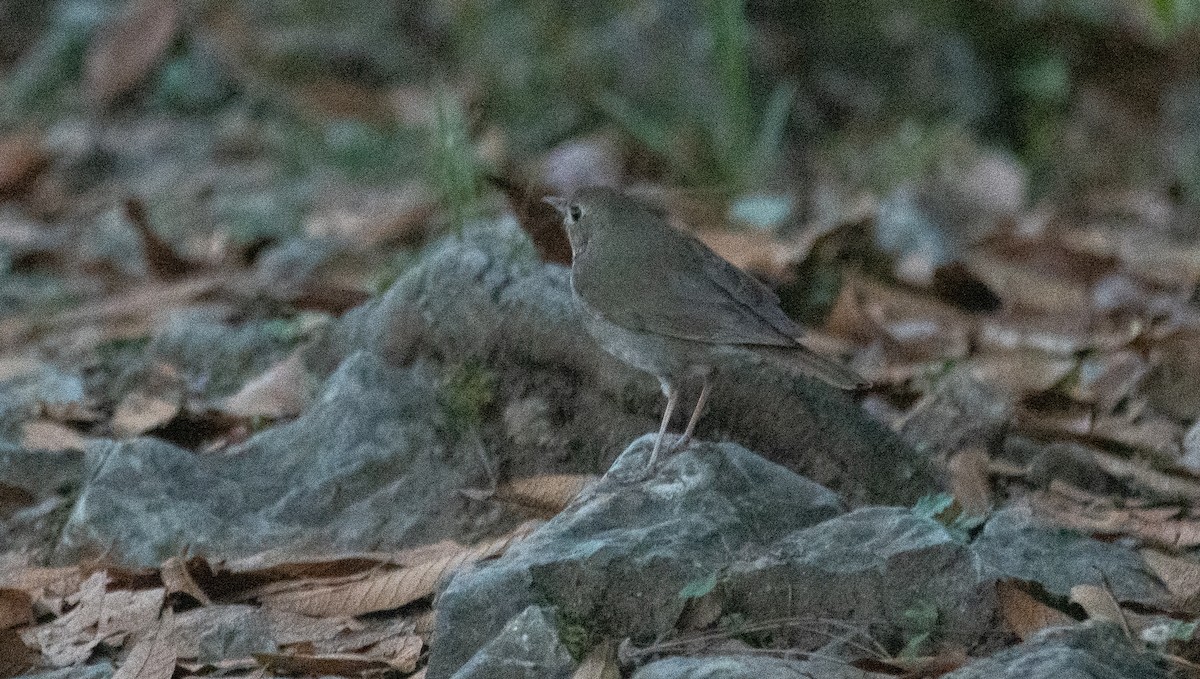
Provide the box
[260,526,532,617]
[0,590,33,630]
[0,130,49,197]
[0,566,84,599]
[490,175,572,265]
[223,350,311,419]
[123,198,203,280]
[367,634,422,672]
[492,474,596,518]
[82,0,181,106]
[160,557,210,606]
[967,352,1075,395]
[23,572,165,667]
[1069,584,1130,635]
[695,229,796,282]
[1140,549,1200,614]
[112,392,179,438]
[996,579,1075,640]
[947,447,992,515]
[0,628,38,678]
[305,183,435,247]
[112,608,176,679]
[0,483,36,518]
[1029,491,1200,549]
[571,640,619,679]
[21,419,88,452]
[254,652,391,677]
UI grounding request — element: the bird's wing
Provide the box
[574,225,803,347]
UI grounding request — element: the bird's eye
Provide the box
[569,204,582,221]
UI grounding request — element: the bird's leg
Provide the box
[647,380,679,470]
[672,375,711,453]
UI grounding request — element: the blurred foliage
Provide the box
[1,0,1200,216]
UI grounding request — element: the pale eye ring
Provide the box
[569,204,582,221]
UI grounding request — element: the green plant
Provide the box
[438,360,498,437]
[430,87,481,235]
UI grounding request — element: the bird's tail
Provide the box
[749,345,868,390]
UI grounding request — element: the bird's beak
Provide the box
[542,195,569,216]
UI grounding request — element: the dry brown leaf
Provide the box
[23,572,165,667]
[1090,415,1182,462]
[253,651,391,677]
[853,276,972,359]
[1141,549,1200,613]
[571,640,619,679]
[0,628,38,679]
[493,474,596,517]
[292,80,394,124]
[260,550,473,617]
[112,392,179,438]
[112,608,176,679]
[305,183,435,247]
[21,419,88,452]
[262,609,361,648]
[0,483,36,518]
[0,566,84,599]
[82,0,181,106]
[1084,448,1200,503]
[996,580,1075,640]
[123,198,203,280]
[160,557,210,605]
[967,352,1075,395]
[1,275,227,352]
[222,350,310,419]
[0,590,33,631]
[947,447,992,515]
[0,130,49,197]
[368,634,422,672]
[696,229,795,282]
[261,525,534,618]
[1069,584,1130,634]
[490,175,573,265]
[410,609,435,639]
[966,249,1093,315]
[1028,491,1200,549]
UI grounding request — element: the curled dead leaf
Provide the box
[493,474,597,518]
[111,608,176,679]
[112,392,179,439]
[0,130,49,197]
[223,350,311,419]
[995,579,1075,640]
[21,419,87,452]
[0,590,33,630]
[82,0,181,107]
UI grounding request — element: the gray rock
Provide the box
[427,438,844,679]
[15,662,113,679]
[719,507,994,653]
[0,443,83,556]
[173,605,277,663]
[715,506,1169,658]
[327,219,934,504]
[450,606,575,679]
[633,655,887,679]
[898,369,1012,462]
[55,351,508,565]
[943,622,1166,679]
[0,360,84,441]
[973,508,1169,606]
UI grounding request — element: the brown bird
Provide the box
[546,187,865,470]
